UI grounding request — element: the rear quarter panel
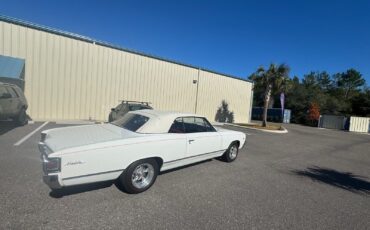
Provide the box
[52,134,187,186]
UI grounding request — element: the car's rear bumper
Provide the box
[43,175,62,189]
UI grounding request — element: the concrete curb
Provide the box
[224,123,288,134]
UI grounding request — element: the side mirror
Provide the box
[0,93,11,99]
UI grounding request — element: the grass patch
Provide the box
[235,123,284,131]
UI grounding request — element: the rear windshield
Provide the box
[111,113,149,132]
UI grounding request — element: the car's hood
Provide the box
[42,123,139,152]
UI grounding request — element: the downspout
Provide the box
[249,82,254,123]
[194,68,200,113]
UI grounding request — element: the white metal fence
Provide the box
[349,116,370,133]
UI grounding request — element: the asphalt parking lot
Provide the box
[0,121,369,229]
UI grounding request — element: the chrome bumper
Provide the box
[43,175,61,189]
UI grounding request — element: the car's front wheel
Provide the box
[118,159,158,194]
[222,142,239,162]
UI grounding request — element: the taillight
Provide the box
[44,158,61,173]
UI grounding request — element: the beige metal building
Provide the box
[0,16,253,123]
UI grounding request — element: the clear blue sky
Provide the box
[1,0,370,83]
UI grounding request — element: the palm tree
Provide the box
[253,64,290,127]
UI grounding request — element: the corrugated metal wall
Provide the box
[197,71,252,123]
[318,115,345,130]
[349,116,370,133]
[0,20,253,123]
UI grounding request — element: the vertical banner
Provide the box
[280,92,285,121]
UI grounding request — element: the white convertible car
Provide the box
[39,110,246,193]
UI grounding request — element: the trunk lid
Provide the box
[42,124,139,152]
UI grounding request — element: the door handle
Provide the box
[188,139,195,144]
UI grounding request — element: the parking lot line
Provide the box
[14,121,49,146]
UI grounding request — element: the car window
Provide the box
[194,117,206,127]
[111,113,149,132]
[129,105,144,111]
[141,105,152,110]
[12,87,19,97]
[169,118,185,133]
[182,117,216,133]
[201,118,217,132]
[8,87,19,98]
[0,86,7,97]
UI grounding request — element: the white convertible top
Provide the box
[131,110,204,133]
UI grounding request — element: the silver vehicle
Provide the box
[108,100,152,122]
[0,82,28,125]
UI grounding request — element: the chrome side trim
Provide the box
[43,175,61,189]
[62,169,124,181]
[164,149,226,164]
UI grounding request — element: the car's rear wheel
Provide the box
[118,159,158,194]
[222,142,239,162]
[15,108,28,126]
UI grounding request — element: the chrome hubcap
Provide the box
[229,145,238,159]
[131,163,154,189]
